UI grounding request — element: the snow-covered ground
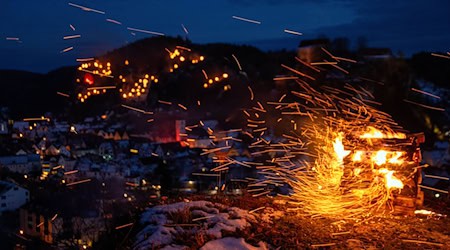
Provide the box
[134,200,269,250]
[200,237,268,250]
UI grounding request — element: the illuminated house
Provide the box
[20,207,105,247]
[19,208,63,244]
[20,185,107,247]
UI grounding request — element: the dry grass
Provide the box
[171,227,211,250]
[166,206,193,225]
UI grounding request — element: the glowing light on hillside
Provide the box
[84,73,94,85]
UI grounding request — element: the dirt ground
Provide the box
[188,194,450,249]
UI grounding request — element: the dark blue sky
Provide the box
[1,0,449,73]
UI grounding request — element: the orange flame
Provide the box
[350,150,405,166]
[378,168,404,189]
[333,135,350,163]
[372,150,388,166]
[352,151,363,162]
[360,126,406,139]
[388,151,404,164]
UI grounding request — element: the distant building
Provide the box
[12,121,30,133]
[22,210,104,246]
[184,120,220,148]
[19,208,63,244]
[114,131,130,148]
[58,156,76,170]
[20,191,107,248]
[0,154,41,174]
[69,135,100,158]
[175,120,186,142]
[137,117,191,143]
[297,38,330,63]
[98,141,115,159]
[20,206,105,247]
[0,181,29,213]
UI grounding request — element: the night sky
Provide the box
[1,0,449,73]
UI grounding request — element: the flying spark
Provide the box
[232,15,261,24]
[106,18,122,25]
[232,54,242,71]
[115,223,134,230]
[121,104,153,114]
[247,86,254,100]
[63,34,81,40]
[56,92,70,98]
[411,88,441,99]
[403,99,445,111]
[283,29,303,36]
[431,53,450,59]
[68,2,105,14]
[60,46,74,53]
[178,103,188,110]
[181,24,189,34]
[66,179,91,186]
[127,27,165,36]
[76,57,95,62]
[158,100,172,105]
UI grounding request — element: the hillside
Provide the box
[0,37,292,119]
[69,36,295,122]
[0,36,449,141]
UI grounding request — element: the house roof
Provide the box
[0,181,22,195]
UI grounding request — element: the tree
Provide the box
[331,37,350,54]
[356,36,368,51]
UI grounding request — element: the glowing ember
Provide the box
[414,209,446,217]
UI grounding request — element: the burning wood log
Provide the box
[228,63,429,218]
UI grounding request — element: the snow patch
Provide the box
[200,237,269,250]
[134,201,260,250]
